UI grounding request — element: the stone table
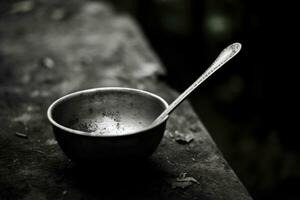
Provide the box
[0,1,252,199]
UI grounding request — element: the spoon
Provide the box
[152,42,242,125]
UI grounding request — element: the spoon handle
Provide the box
[152,42,242,125]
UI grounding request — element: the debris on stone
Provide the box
[164,130,174,138]
[177,173,199,184]
[41,57,55,69]
[10,1,34,14]
[15,132,28,139]
[165,173,199,189]
[26,105,34,112]
[51,8,65,21]
[26,105,39,112]
[174,131,194,144]
[189,123,202,132]
[45,138,58,146]
[137,83,145,90]
[13,113,32,124]
[30,89,51,98]
[32,149,46,155]
[170,180,193,189]
[133,63,160,78]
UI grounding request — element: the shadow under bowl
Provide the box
[47,87,168,163]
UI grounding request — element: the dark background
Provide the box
[109,0,298,199]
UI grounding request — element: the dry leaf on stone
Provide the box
[165,173,199,189]
[174,131,194,144]
[176,173,199,184]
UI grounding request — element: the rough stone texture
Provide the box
[0,1,252,199]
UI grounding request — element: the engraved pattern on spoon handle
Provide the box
[152,42,242,125]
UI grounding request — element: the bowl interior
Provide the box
[50,88,167,136]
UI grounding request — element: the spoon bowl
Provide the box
[47,42,241,164]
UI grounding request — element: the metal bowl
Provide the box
[47,87,168,163]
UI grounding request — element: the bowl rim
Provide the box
[47,87,169,138]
